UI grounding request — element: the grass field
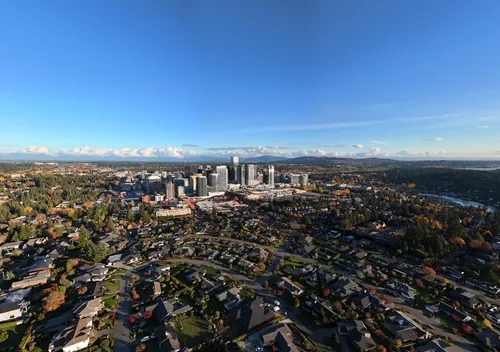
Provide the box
[177,316,212,348]
[104,295,119,309]
[0,321,28,349]
[105,279,120,294]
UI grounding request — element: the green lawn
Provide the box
[104,295,119,309]
[105,279,120,294]
[239,288,255,300]
[0,321,28,349]
[203,266,219,277]
[177,316,212,348]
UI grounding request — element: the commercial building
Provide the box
[165,183,175,200]
[230,156,239,166]
[245,164,256,186]
[196,176,208,197]
[299,174,309,186]
[264,165,275,186]
[208,173,218,188]
[156,208,192,217]
[237,164,246,186]
[143,175,162,194]
[216,165,228,191]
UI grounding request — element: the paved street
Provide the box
[113,275,132,352]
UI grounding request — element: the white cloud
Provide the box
[423,137,443,142]
[477,125,489,129]
[182,143,199,147]
[26,146,51,154]
[368,147,381,154]
[371,140,388,145]
[320,144,348,148]
[352,144,364,149]
[67,146,185,159]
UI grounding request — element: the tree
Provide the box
[144,311,153,320]
[135,343,146,352]
[321,287,330,297]
[132,289,140,300]
[131,275,140,283]
[377,346,387,352]
[482,318,493,329]
[293,296,300,308]
[393,340,403,349]
[482,242,493,252]
[77,286,88,295]
[470,239,483,249]
[415,279,424,288]
[99,339,111,350]
[275,289,283,296]
[129,314,138,324]
[257,262,266,272]
[43,291,66,313]
[4,271,15,281]
[422,266,436,276]
[262,281,269,288]
[127,208,135,221]
[0,331,8,343]
[106,218,115,231]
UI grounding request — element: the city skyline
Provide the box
[2,1,500,160]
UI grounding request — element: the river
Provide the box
[420,193,497,212]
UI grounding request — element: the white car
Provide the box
[140,336,151,342]
[273,300,280,306]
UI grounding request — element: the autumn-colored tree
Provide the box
[393,340,403,349]
[368,286,377,294]
[47,228,57,239]
[257,262,266,272]
[321,287,331,297]
[334,302,343,311]
[462,325,472,335]
[470,239,483,249]
[131,289,140,300]
[130,275,140,283]
[77,286,88,295]
[482,318,493,329]
[135,343,146,352]
[452,301,461,308]
[482,242,493,252]
[415,279,424,288]
[422,266,436,276]
[262,281,269,288]
[41,284,58,296]
[452,237,466,246]
[293,297,300,308]
[43,291,66,313]
[377,345,387,352]
[380,295,392,304]
[144,311,153,320]
[275,289,283,296]
[431,221,443,230]
[129,314,138,324]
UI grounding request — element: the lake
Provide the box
[420,193,497,212]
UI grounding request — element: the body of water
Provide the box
[420,193,497,212]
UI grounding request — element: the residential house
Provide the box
[474,328,500,350]
[199,278,219,295]
[173,247,194,258]
[387,280,416,300]
[329,278,360,298]
[0,299,30,323]
[247,248,269,262]
[10,270,51,290]
[49,317,93,352]
[157,321,181,351]
[449,288,481,309]
[185,269,205,284]
[74,264,109,282]
[415,339,469,352]
[35,314,70,334]
[277,277,304,296]
[487,310,500,325]
[353,292,392,311]
[435,302,472,323]
[337,320,377,351]
[304,295,338,321]
[72,298,103,319]
[153,281,162,297]
[155,298,192,321]
[28,258,54,273]
[258,323,300,352]
[85,282,106,299]
[229,296,276,332]
[216,287,242,311]
[0,241,22,253]
[237,258,255,271]
[383,311,432,347]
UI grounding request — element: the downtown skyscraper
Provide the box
[215,165,228,191]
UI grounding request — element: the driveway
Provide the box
[113,275,132,352]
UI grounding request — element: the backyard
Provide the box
[176,315,212,348]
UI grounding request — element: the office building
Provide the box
[208,173,218,188]
[174,178,188,188]
[245,164,256,186]
[144,175,162,194]
[264,165,275,186]
[229,166,237,183]
[299,174,309,186]
[237,164,246,185]
[257,173,263,184]
[216,165,228,191]
[287,174,300,185]
[177,185,185,198]
[196,176,208,197]
[165,182,175,200]
[190,174,203,192]
[230,156,239,166]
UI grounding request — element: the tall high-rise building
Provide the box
[237,164,246,185]
[299,174,309,186]
[174,178,188,189]
[177,185,185,197]
[208,173,218,188]
[190,174,202,192]
[216,165,228,191]
[144,175,162,194]
[245,164,256,186]
[264,165,275,186]
[230,156,239,166]
[165,182,175,200]
[228,166,237,183]
[196,176,208,197]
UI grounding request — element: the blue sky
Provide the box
[1,0,500,159]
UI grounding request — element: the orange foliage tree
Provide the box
[43,291,66,313]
